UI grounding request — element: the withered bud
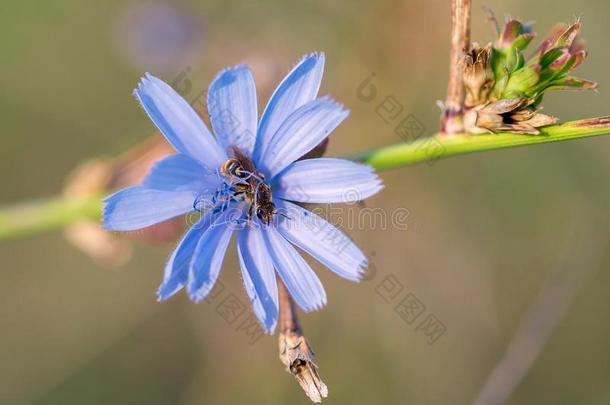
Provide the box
[463,43,494,108]
[279,332,328,403]
[464,98,558,135]
[63,160,131,266]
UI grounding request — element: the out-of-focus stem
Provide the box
[473,216,604,405]
[278,279,328,403]
[0,195,102,240]
[441,0,471,134]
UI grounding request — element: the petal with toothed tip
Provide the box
[276,200,368,282]
[253,53,325,164]
[237,226,279,333]
[158,214,216,300]
[134,73,227,168]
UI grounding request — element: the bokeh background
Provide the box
[2,0,610,404]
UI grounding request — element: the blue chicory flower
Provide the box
[103,53,383,333]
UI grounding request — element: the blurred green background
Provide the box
[1,0,610,404]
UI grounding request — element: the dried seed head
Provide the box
[279,332,328,403]
[463,43,495,108]
[464,99,558,135]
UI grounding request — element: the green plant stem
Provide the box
[0,118,609,241]
[0,195,103,240]
[352,118,610,170]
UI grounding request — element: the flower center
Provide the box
[215,146,276,225]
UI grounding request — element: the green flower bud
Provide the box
[496,19,533,50]
[503,64,541,98]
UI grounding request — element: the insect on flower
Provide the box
[220,146,276,225]
[103,52,383,333]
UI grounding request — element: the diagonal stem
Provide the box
[352,117,610,170]
[473,216,604,405]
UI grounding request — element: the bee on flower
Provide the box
[103,53,383,333]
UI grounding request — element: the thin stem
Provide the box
[442,0,471,134]
[278,277,302,335]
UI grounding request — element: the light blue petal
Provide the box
[237,226,278,333]
[158,215,215,300]
[187,209,236,302]
[262,226,326,312]
[276,201,367,282]
[258,97,349,177]
[134,73,227,168]
[253,53,325,164]
[143,153,221,193]
[208,65,258,154]
[273,158,384,203]
[103,186,195,231]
